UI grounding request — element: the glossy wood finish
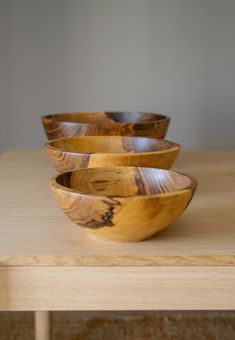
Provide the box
[45,136,180,172]
[41,112,170,140]
[50,167,197,242]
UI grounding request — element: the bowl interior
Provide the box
[55,167,194,197]
[48,136,178,154]
[45,112,167,124]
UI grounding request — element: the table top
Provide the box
[0,149,234,267]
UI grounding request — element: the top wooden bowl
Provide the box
[45,136,180,172]
[50,166,197,242]
[41,112,170,140]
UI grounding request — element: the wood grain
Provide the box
[0,266,234,311]
[45,136,180,172]
[50,167,197,242]
[41,112,170,140]
[0,150,234,265]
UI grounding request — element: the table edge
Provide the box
[0,254,235,266]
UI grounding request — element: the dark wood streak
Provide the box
[134,168,148,195]
[85,198,122,228]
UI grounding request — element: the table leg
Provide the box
[35,311,51,340]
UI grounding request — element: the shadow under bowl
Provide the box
[45,136,181,172]
[50,166,197,242]
[41,112,170,140]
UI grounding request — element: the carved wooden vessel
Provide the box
[42,112,170,140]
[50,167,197,242]
[45,136,180,172]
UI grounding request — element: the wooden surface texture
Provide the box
[1,267,235,310]
[0,150,234,266]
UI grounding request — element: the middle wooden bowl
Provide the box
[45,136,181,172]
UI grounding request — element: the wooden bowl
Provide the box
[41,112,170,140]
[45,136,180,172]
[50,167,197,242]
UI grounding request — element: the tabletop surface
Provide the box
[0,149,234,267]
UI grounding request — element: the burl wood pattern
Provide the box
[50,167,197,242]
[45,136,180,172]
[42,112,170,140]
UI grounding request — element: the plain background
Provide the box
[0,0,235,152]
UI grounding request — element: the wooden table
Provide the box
[0,150,235,339]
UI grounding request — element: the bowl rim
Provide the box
[41,111,171,125]
[45,136,181,156]
[50,166,197,200]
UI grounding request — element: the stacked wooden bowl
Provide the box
[42,112,197,242]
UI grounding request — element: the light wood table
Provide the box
[0,150,235,339]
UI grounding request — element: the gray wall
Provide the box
[1,0,235,152]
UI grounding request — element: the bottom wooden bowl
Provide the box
[50,167,197,242]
